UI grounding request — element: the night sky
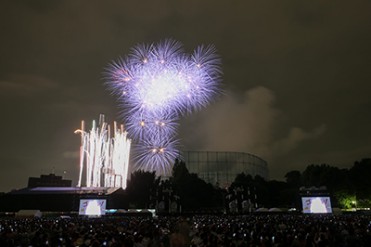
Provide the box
[1,0,371,192]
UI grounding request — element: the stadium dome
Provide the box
[181,151,269,187]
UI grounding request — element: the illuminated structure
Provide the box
[181,151,269,187]
[105,39,222,175]
[75,114,131,189]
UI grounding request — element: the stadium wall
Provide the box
[181,151,269,187]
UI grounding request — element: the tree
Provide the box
[172,159,190,184]
[349,158,371,199]
[301,164,348,191]
[232,172,254,188]
[334,190,356,209]
[171,159,223,210]
[285,170,302,187]
[266,180,291,208]
[126,170,160,208]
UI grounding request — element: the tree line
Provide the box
[125,158,371,211]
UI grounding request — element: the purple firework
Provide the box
[105,39,222,175]
[124,110,179,141]
[133,136,180,175]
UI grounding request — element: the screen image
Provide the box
[79,199,106,216]
[301,196,332,214]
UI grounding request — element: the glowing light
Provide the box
[105,39,222,175]
[85,200,102,216]
[79,199,107,216]
[75,114,131,189]
[310,198,329,213]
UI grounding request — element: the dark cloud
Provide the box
[179,87,327,179]
[0,74,59,98]
[0,0,370,191]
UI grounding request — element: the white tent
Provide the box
[15,210,42,218]
[269,208,282,212]
[255,208,269,212]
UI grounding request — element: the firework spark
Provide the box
[75,115,131,189]
[106,39,222,175]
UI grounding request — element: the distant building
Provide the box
[28,173,72,188]
[0,187,126,212]
[181,151,269,187]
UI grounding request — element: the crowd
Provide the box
[0,214,371,247]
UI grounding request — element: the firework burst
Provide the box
[105,39,222,175]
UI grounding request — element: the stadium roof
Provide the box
[8,187,123,195]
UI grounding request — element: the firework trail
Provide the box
[106,39,222,175]
[75,115,131,189]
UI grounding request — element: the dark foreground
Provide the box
[1,214,371,247]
